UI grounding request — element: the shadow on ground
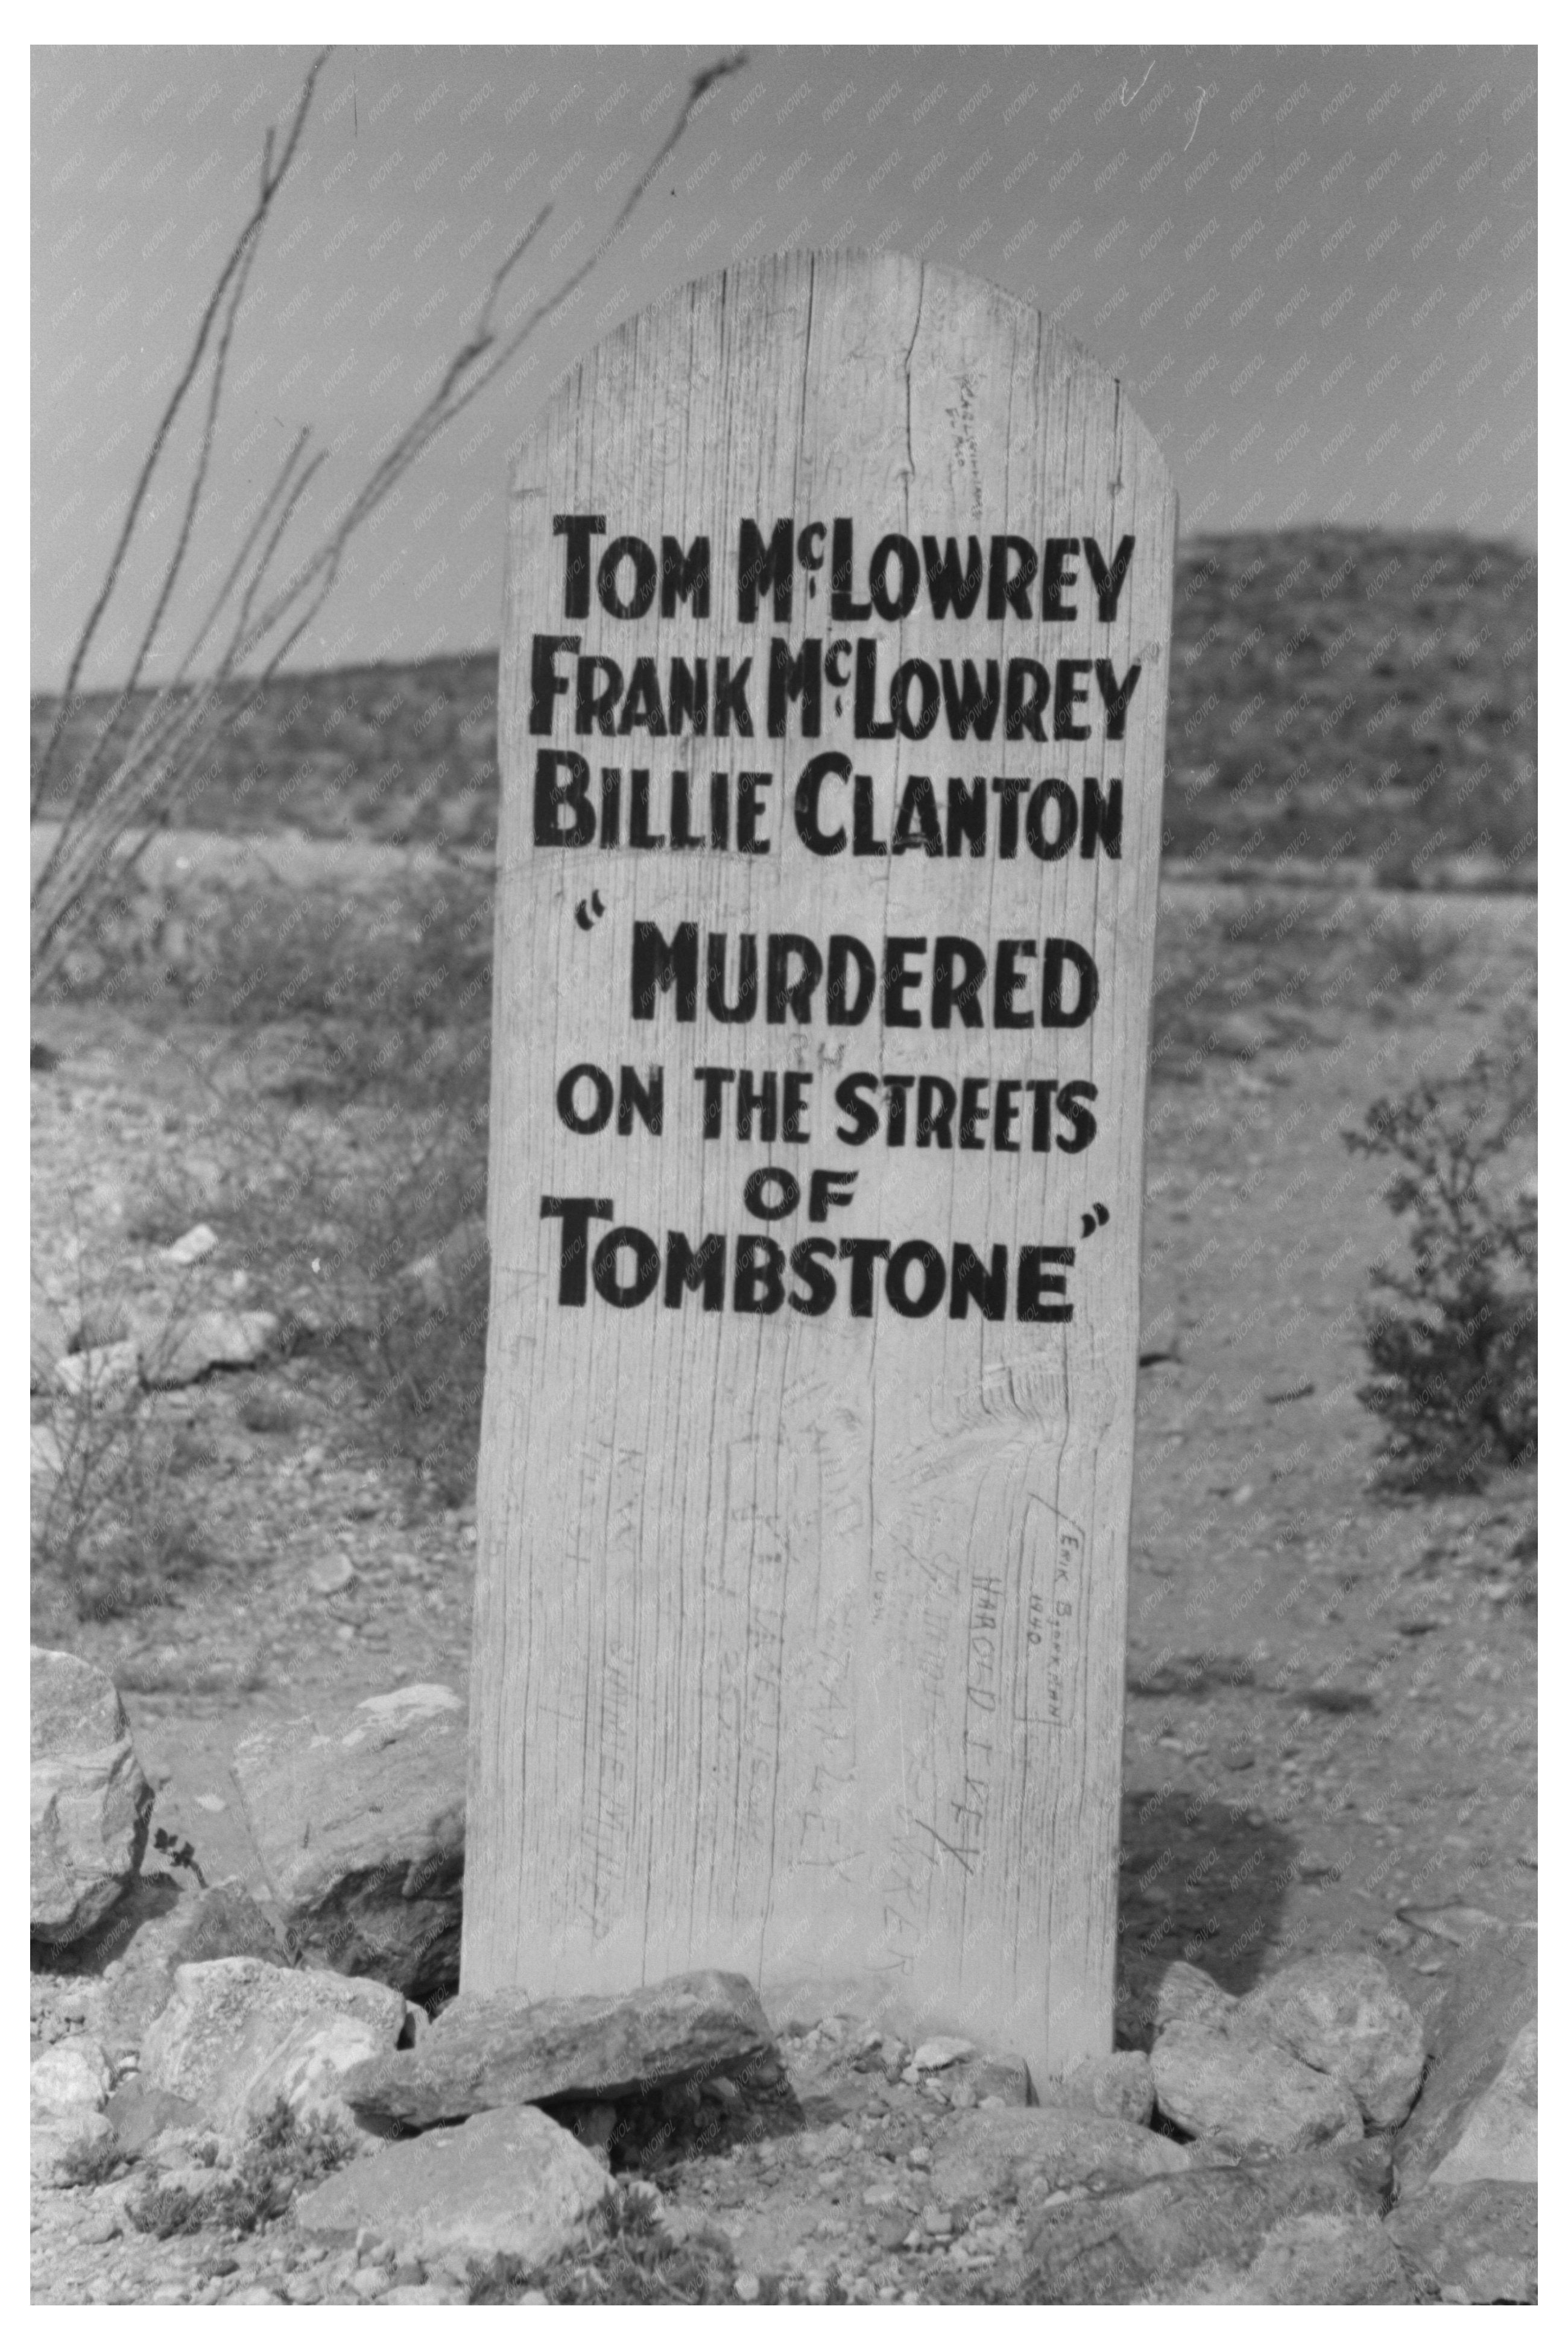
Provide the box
[1115,1787,1295,2047]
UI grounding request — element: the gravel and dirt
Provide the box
[30,866,1535,2303]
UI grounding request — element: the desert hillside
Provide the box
[32,529,1536,888]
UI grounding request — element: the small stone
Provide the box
[734,2273,761,2303]
[910,2036,975,2073]
[309,1556,357,1598]
[906,2144,932,2170]
[72,1301,132,1351]
[31,2036,112,2121]
[1043,2051,1155,2129]
[50,1340,141,1398]
[162,1224,219,1268]
[139,1309,277,1388]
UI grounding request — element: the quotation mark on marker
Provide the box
[575,891,606,932]
[1080,1202,1111,1239]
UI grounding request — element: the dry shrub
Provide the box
[1346,999,1537,1486]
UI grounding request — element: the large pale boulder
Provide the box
[1152,2002,1362,2160]
[1239,1951,1426,2130]
[232,1683,466,2001]
[296,2105,613,2269]
[140,1956,409,2136]
[31,1647,151,1944]
[342,1969,774,2130]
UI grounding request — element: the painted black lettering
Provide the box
[631,920,698,1020]
[767,933,824,1023]
[949,1242,1008,1319]
[534,749,595,845]
[598,535,658,621]
[529,633,579,733]
[931,935,987,1029]
[922,533,985,618]
[552,514,605,619]
[664,1230,725,1309]
[738,517,793,622]
[1083,532,1136,621]
[660,533,711,618]
[1017,1243,1075,1322]
[540,1195,613,1306]
[707,933,759,1023]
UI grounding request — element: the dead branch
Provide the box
[31,48,748,993]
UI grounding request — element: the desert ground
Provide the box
[30,527,1537,2302]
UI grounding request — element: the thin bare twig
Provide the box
[31,48,751,992]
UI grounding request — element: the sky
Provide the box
[31,41,1537,692]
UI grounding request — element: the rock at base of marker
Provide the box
[140,1956,408,2137]
[1041,2050,1155,2128]
[926,2104,1192,2213]
[341,1969,775,2129]
[1016,2141,1412,2305]
[71,1876,283,2058]
[1150,1959,1364,2160]
[1386,2178,1537,2304]
[1395,1916,1537,2193]
[231,1684,466,2003]
[1238,1951,1426,2130]
[295,2103,613,2269]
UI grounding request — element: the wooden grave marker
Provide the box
[467,249,1175,2085]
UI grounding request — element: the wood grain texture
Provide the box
[469,250,1175,2083]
